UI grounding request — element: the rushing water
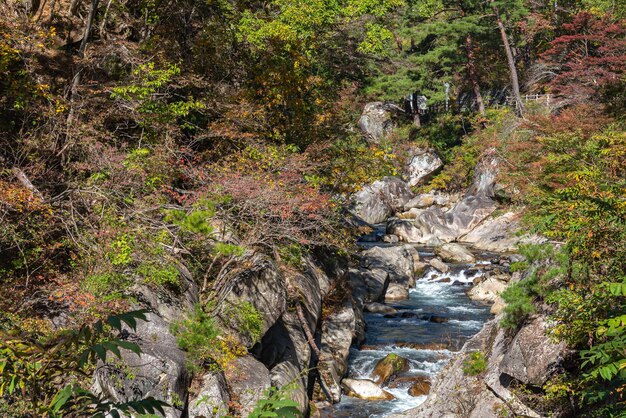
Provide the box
[323,246,493,418]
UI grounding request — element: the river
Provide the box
[323,245,494,417]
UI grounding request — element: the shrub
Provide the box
[107,234,134,266]
[82,272,131,300]
[278,244,304,268]
[137,262,180,288]
[170,304,219,369]
[170,304,249,373]
[500,281,537,329]
[0,310,167,417]
[233,301,263,344]
[462,351,488,376]
[248,385,302,418]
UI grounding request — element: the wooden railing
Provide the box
[502,93,553,108]
[402,93,554,122]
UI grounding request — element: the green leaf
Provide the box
[115,340,142,355]
[50,385,74,413]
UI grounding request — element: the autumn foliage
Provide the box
[541,12,626,102]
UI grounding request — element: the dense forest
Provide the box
[0,0,625,416]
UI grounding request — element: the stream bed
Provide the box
[322,246,494,417]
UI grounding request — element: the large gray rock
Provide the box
[468,277,508,303]
[429,257,450,273]
[435,243,476,264]
[341,378,395,401]
[361,245,420,288]
[412,206,458,243]
[384,283,410,301]
[221,253,287,347]
[358,102,394,143]
[460,212,546,252]
[270,361,308,412]
[225,355,271,417]
[500,316,569,387]
[93,313,189,418]
[131,264,198,324]
[403,194,436,210]
[349,267,389,303]
[352,177,414,224]
[467,150,499,198]
[318,301,360,403]
[188,372,230,418]
[444,196,497,237]
[407,152,499,244]
[387,218,423,243]
[404,149,443,187]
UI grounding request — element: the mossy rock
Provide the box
[370,353,409,386]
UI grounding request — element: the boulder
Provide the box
[132,264,198,324]
[93,313,189,418]
[404,194,436,210]
[383,234,400,243]
[221,253,287,347]
[387,218,423,243]
[352,177,414,224]
[467,150,499,198]
[358,102,395,143]
[318,302,360,403]
[385,283,409,301]
[349,267,389,303]
[341,378,395,401]
[468,277,508,303]
[429,257,450,273]
[403,149,443,187]
[188,372,229,418]
[398,207,424,219]
[435,243,476,264]
[371,353,410,385]
[490,297,506,315]
[361,245,420,288]
[412,206,458,243]
[500,316,569,387]
[225,355,271,417]
[408,377,431,397]
[459,212,545,252]
[414,261,428,277]
[443,196,498,238]
[365,302,398,315]
[270,361,308,412]
[410,195,496,244]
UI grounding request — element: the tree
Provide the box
[541,12,626,103]
[491,0,527,115]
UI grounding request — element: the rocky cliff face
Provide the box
[92,247,361,417]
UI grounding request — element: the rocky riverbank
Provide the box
[94,102,559,418]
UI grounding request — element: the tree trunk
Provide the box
[58,0,98,158]
[23,0,40,15]
[413,113,421,128]
[493,5,525,115]
[78,0,99,57]
[464,34,486,116]
[69,0,81,15]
